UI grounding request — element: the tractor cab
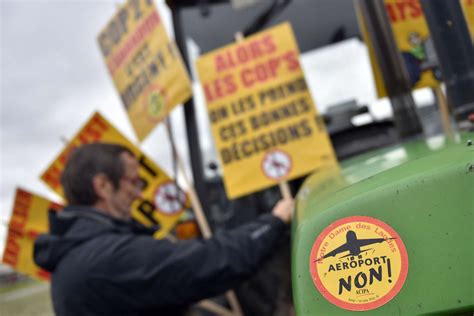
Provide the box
[166,0,473,314]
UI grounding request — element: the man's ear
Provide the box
[92,173,112,199]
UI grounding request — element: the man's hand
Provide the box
[271,198,295,224]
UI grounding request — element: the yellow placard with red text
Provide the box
[385,0,441,92]
[2,188,62,281]
[40,112,188,238]
[360,0,474,98]
[98,0,192,141]
[462,0,474,38]
[196,23,337,199]
[310,216,409,311]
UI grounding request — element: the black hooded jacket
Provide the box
[34,206,287,316]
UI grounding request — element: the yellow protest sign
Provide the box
[385,0,443,91]
[462,0,474,39]
[2,188,62,281]
[40,112,188,238]
[360,0,474,98]
[196,23,337,199]
[98,0,192,141]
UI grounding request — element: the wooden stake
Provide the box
[183,179,212,238]
[165,118,243,316]
[163,235,236,315]
[197,300,236,316]
[234,31,244,41]
[225,290,244,316]
[434,87,454,140]
[279,181,292,200]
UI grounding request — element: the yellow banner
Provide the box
[196,23,337,199]
[98,0,192,141]
[2,188,62,281]
[386,0,442,91]
[462,0,474,39]
[40,112,188,238]
[361,0,474,98]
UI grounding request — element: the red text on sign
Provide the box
[214,34,277,72]
[42,114,110,191]
[203,75,237,103]
[240,51,299,88]
[9,190,32,233]
[385,0,423,23]
[3,230,22,267]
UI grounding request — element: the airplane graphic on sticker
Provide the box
[309,216,408,311]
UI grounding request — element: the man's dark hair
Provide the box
[61,143,133,205]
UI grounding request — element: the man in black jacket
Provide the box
[34,143,294,315]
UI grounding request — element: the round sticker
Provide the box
[261,149,292,180]
[309,216,408,311]
[154,181,187,216]
[143,84,167,122]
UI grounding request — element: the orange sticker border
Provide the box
[309,215,409,311]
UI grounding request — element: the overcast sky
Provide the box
[0,0,416,258]
[0,0,189,255]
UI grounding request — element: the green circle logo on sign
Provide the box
[149,91,165,118]
[142,84,167,122]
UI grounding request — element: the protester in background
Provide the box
[34,143,294,316]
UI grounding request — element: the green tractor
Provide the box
[168,0,473,314]
[293,132,473,315]
[291,1,474,314]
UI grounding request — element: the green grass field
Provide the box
[0,281,53,316]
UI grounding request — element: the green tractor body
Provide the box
[292,134,474,315]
